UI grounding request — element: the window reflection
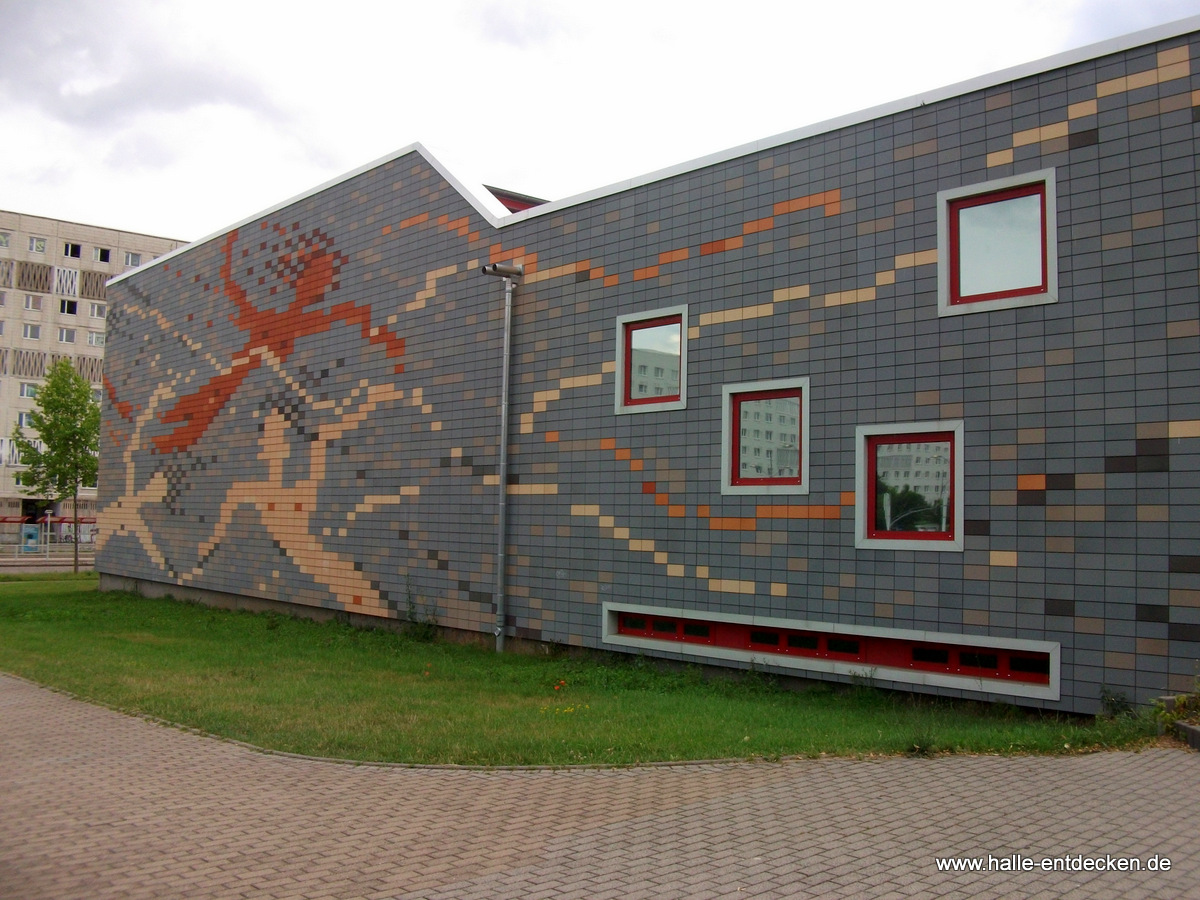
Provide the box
[626,319,681,404]
[952,185,1045,302]
[735,392,801,483]
[873,438,951,534]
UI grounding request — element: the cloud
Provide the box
[472,0,574,48]
[0,0,284,131]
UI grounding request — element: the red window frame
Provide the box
[865,429,956,542]
[947,181,1047,306]
[730,386,804,487]
[622,313,682,407]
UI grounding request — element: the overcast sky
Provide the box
[2,0,1199,242]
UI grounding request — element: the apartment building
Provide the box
[0,212,182,534]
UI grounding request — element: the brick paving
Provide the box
[2,673,1197,899]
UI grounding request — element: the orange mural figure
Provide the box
[150,225,406,455]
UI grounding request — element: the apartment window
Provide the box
[17,412,34,428]
[614,305,687,414]
[24,294,41,311]
[93,247,111,263]
[855,421,964,552]
[0,232,9,248]
[721,378,809,495]
[937,169,1057,316]
[0,291,5,307]
[19,382,38,399]
[124,251,141,268]
[87,331,105,347]
[22,324,40,340]
[90,302,107,319]
[58,327,76,344]
[63,242,82,259]
[60,299,78,316]
[28,237,46,253]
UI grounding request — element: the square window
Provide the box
[28,236,46,253]
[937,169,1057,316]
[22,323,40,340]
[87,331,105,347]
[17,412,34,428]
[58,327,76,344]
[614,305,687,414]
[855,421,964,551]
[19,382,38,398]
[93,247,111,263]
[90,302,107,319]
[24,294,41,311]
[721,378,809,495]
[124,251,141,268]
[60,299,78,315]
[0,232,9,248]
[63,242,82,259]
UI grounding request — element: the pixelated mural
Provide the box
[100,30,1200,711]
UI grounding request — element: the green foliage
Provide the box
[10,359,100,571]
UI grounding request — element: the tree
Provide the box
[11,359,100,572]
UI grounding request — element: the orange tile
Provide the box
[545,431,559,443]
[629,459,644,471]
[603,274,619,287]
[709,517,756,531]
[700,239,725,255]
[599,438,616,450]
[658,248,689,265]
[697,505,711,518]
[1017,474,1046,491]
[743,217,775,234]
[655,494,669,506]
[642,482,657,494]
[633,266,660,280]
[840,491,856,506]
[614,448,631,460]
[668,505,686,517]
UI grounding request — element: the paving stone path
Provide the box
[2,673,1197,899]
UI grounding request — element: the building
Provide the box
[0,212,183,536]
[99,17,1200,713]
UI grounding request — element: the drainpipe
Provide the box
[481,262,523,652]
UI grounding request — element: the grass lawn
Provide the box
[0,575,1158,766]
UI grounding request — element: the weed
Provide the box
[402,576,439,643]
[1099,685,1133,718]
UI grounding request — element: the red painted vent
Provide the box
[616,612,1051,685]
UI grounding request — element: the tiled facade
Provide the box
[99,20,1200,712]
[0,212,182,533]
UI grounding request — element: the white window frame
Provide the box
[93,247,110,263]
[614,304,688,415]
[24,294,41,312]
[721,377,810,496]
[87,331,105,347]
[90,302,107,319]
[19,382,38,399]
[22,324,40,340]
[28,236,46,253]
[855,420,965,552]
[124,251,141,268]
[58,327,76,344]
[937,168,1057,317]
